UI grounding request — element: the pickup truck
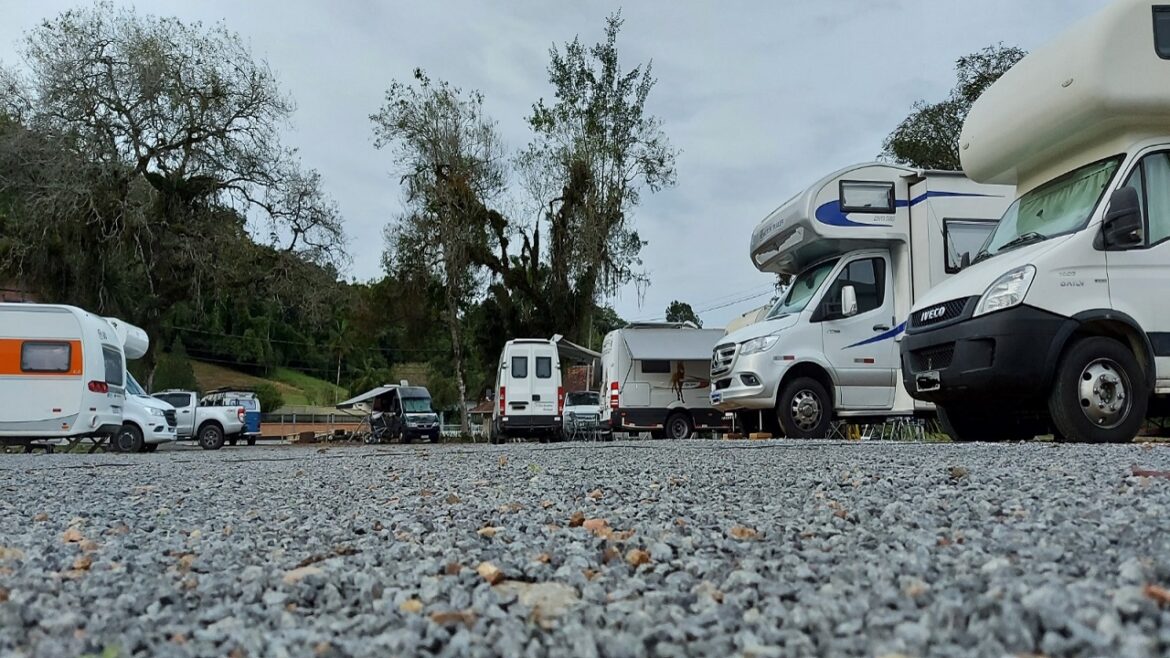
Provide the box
[151,390,246,450]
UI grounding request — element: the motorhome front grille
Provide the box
[910,298,971,328]
[711,344,737,377]
[909,344,955,372]
[164,410,177,428]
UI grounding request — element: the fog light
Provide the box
[741,374,761,387]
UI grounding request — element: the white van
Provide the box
[114,370,178,452]
[710,163,1012,437]
[490,339,563,443]
[600,323,728,439]
[902,0,1170,443]
[0,303,127,446]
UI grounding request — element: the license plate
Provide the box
[710,391,722,404]
[915,371,941,393]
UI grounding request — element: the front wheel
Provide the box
[1048,337,1147,443]
[198,424,225,450]
[113,424,144,454]
[776,377,832,439]
[665,412,693,440]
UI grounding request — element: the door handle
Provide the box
[826,329,841,334]
[873,324,890,332]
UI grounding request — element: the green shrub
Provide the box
[152,338,198,392]
[253,382,285,412]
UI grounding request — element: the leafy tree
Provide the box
[0,3,346,374]
[371,70,507,435]
[882,44,1026,170]
[152,337,198,392]
[665,300,702,327]
[483,12,676,344]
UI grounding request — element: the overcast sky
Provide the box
[0,0,1107,327]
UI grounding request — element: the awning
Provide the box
[621,328,725,361]
[336,386,396,410]
[552,335,600,364]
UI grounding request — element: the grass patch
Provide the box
[188,361,346,408]
[270,367,348,406]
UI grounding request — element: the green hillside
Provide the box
[190,361,347,407]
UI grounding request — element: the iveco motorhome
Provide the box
[0,303,127,446]
[903,0,1170,443]
[710,163,1012,437]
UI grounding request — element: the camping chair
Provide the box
[565,411,603,441]
[368,412,394,444]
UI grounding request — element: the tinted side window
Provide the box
[641,360,670,374]
[1121,152,1170,246]
[511,356,528,379]
[158,394,190,408]
[944,219,996,273]
[535,356,552,379]
[824,258,886,317]
[102,345,124,386]
[840,181,895,213]
[1155,6,1170,59]
[21,341,71,373]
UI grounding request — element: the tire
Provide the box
[246,437,256,446]
[113,424,144,454]
[665,412,693,440]
[198,423,225,450]
[776,377,832,439]
[1048,336,1147,443]
[143,442,158,453]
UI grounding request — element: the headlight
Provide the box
[974,265,1035,317]
[149,408,165,417]
[740,333,781,355]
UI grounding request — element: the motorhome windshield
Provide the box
[975,157,1122,262]
[402,397,433,413]
[765,259,838,320]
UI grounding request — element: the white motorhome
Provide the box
[600,323,729,439]
[491,338,564,443]
[103,316,177,453]
[0,303,127,446]
[710,163,1012,437]
[902,0,1170,443]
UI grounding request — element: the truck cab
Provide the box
[902,0,1170,443]
[711,163,1011,437]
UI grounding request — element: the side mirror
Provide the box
[960,251,971,270]
[1103,186,1143,248]
[841,285,859,317]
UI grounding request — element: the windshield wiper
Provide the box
[998,231,1047,252]
[972,247,991,264]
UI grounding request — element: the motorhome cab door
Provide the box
[1106,147,1170,387]
[817,252,897,409]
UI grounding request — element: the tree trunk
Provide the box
[445,291,471,437]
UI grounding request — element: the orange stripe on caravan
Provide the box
[0,338,84,376]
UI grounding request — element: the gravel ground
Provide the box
[1,439,1170,658]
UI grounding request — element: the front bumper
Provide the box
[900,304,1074,404]
[145,423,178,445]
[498,415,561,435]
[709,349,786,411]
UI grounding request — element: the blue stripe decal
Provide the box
[844,321,906,349]
[814,191,999,228]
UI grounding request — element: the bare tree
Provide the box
[372,69,507,435]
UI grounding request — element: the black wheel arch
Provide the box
[1050,310,1156,391]
[776,362,835,407]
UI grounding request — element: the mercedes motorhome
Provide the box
[710,163,1012,437]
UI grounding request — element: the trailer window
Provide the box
[535,356,553,379]
[511,356,528,379]
[944,219,996,273]
[20,341,71,373]
[1155,6,1170,59]
[840,181,895,214]
[102,345,124,386]
[641,360,671,374]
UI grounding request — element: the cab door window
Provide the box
[820,257,886,319]
[1121,151,1170,246]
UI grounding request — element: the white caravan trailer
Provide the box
[600,323,729,439]
[710,163,1013,437]
[0,303,128,445]
[903,0,1170,443]
[491,338,564,443]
